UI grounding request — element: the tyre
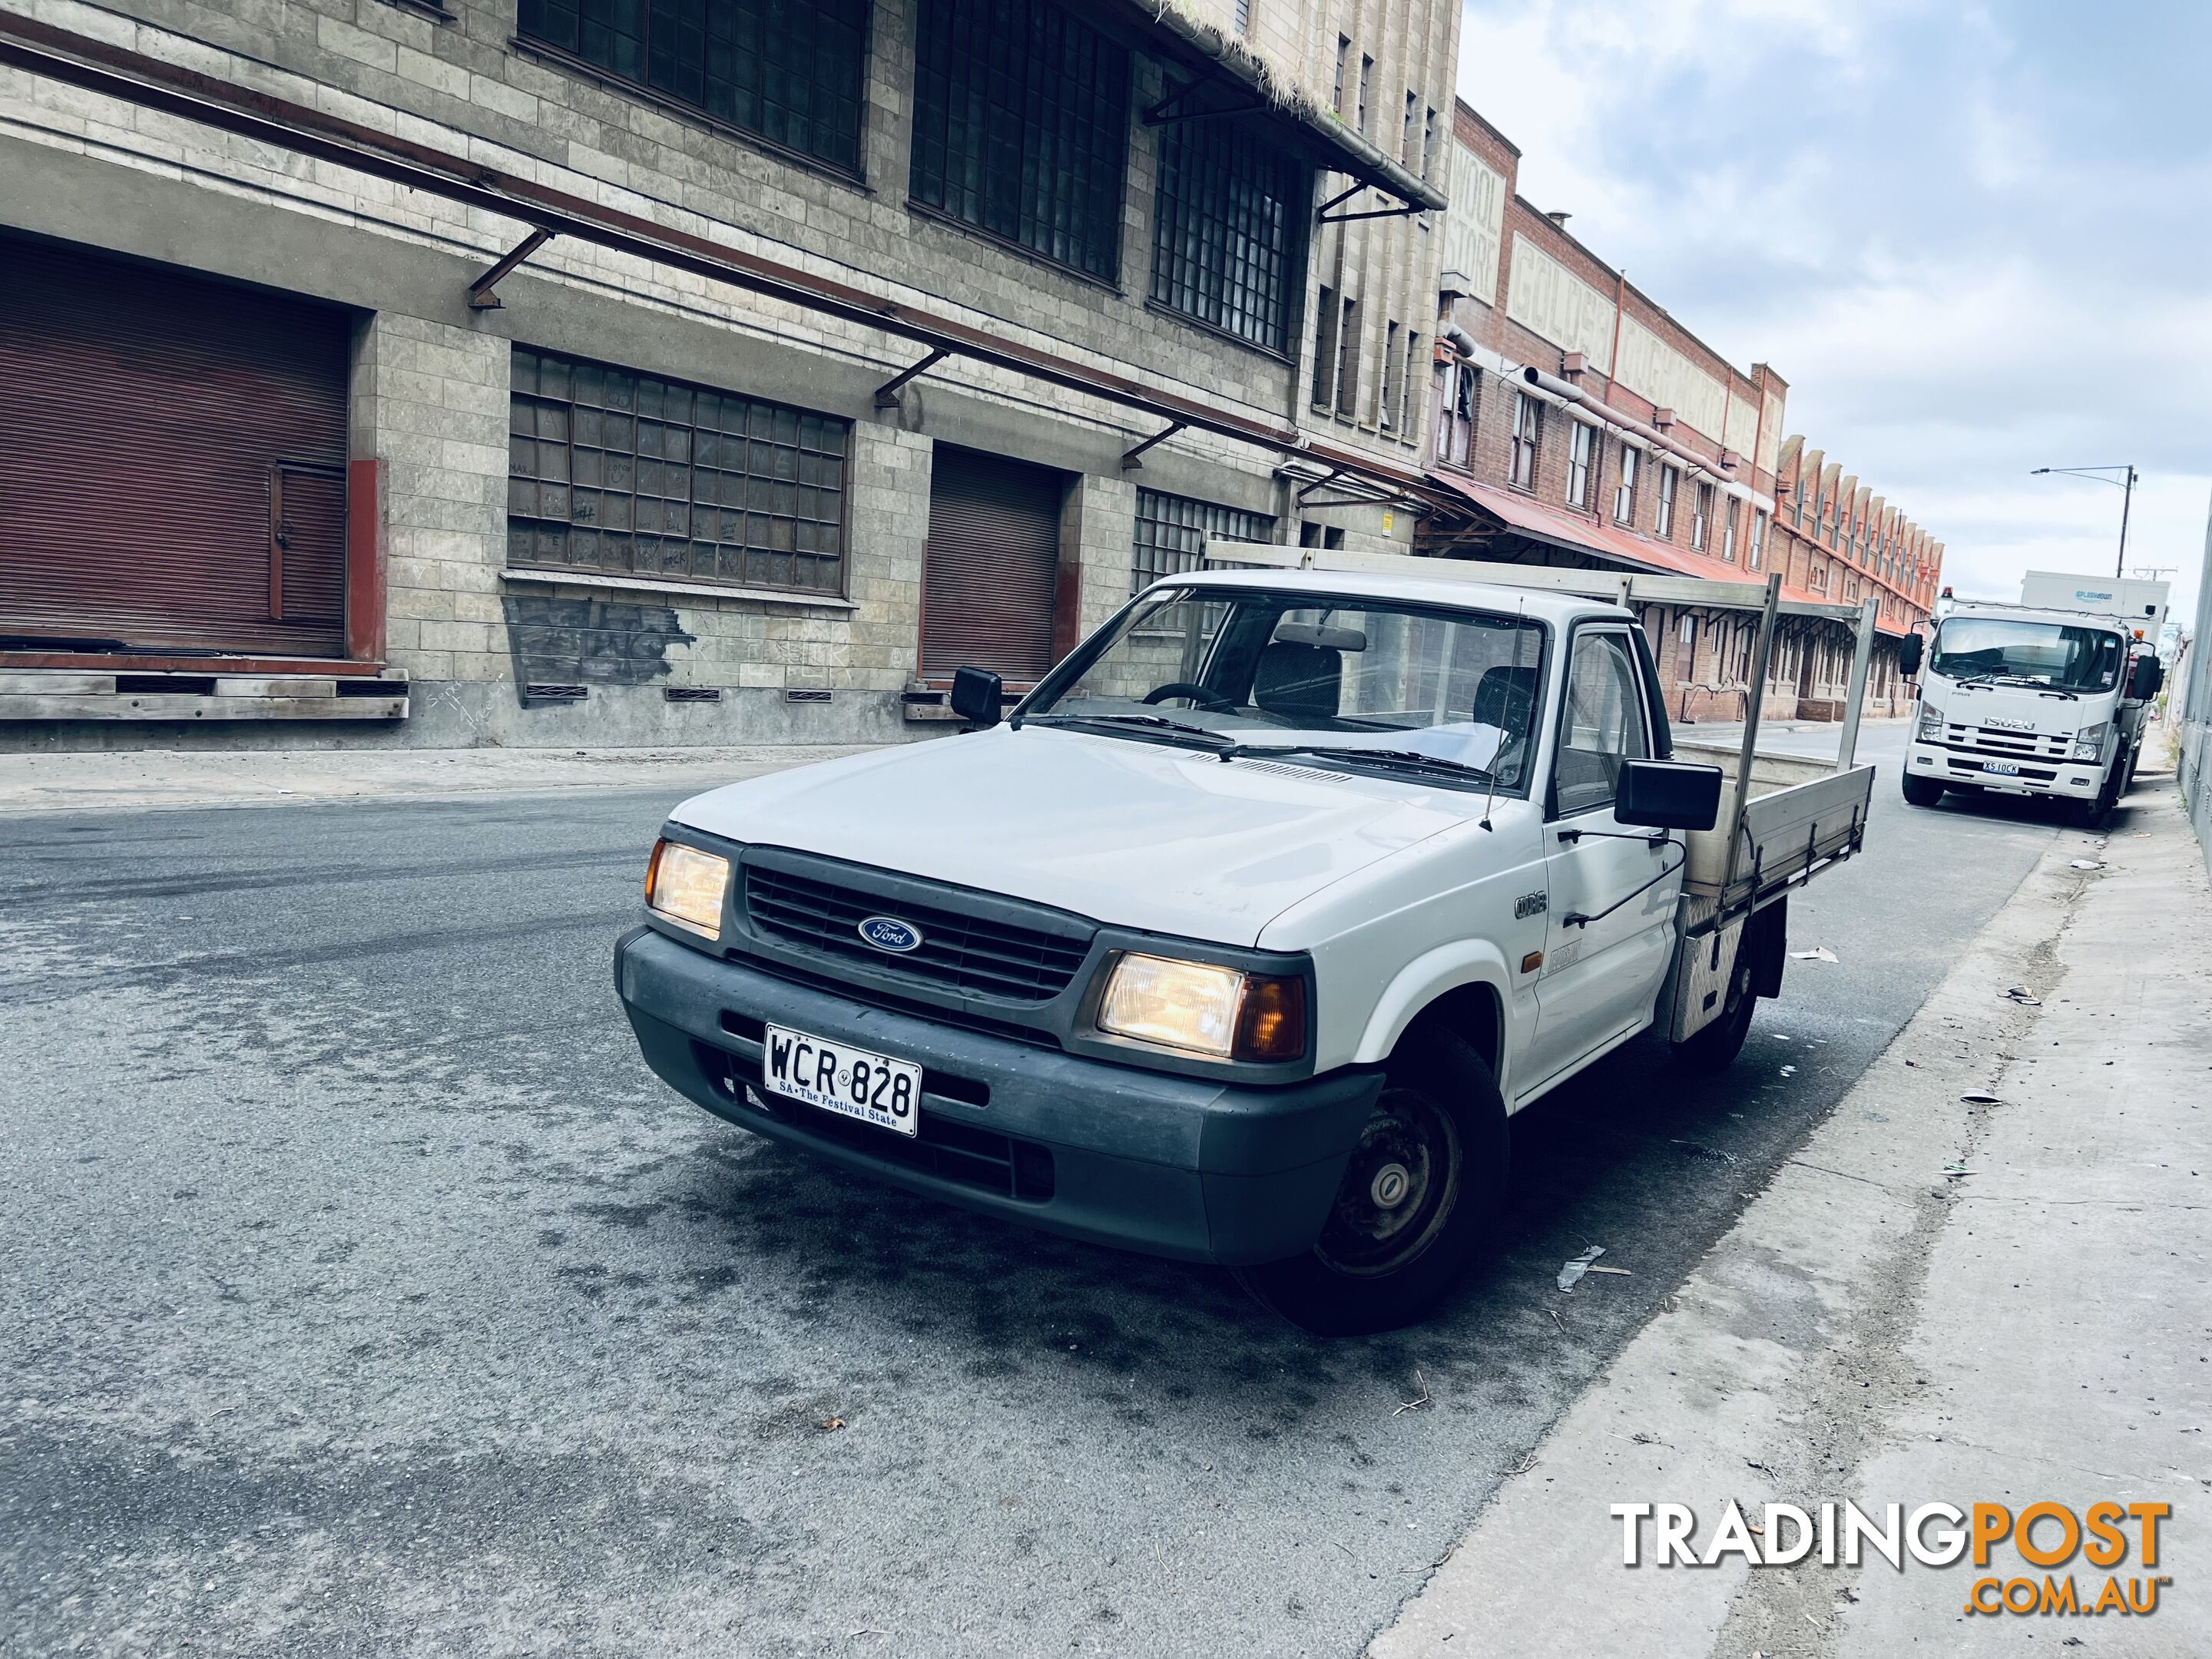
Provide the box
[2068,763,2118,828]
[1236,1031,1506,1337]
[1901,773,1945,807]
[1672,936,1759,1073]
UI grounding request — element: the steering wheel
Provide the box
[1142,682,1237,713]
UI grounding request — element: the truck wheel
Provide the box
[1901,773,1945,807]
[1673,941,1760,1074]
[2069,767,2118,828]
[1236,1031,1506,1337]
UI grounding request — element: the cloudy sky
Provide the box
[1455,0,2209,629]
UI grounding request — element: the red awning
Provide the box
[1430,472,1832,608]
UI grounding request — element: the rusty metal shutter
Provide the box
[0,237,353,657]
[920,445,1064,681]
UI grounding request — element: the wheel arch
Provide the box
[1356,944,1513,1080]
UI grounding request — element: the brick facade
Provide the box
[1419,97,1944,727]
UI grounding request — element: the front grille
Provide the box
[743,865,1091,1003]
[728,954,1061,1051]
[1942,723,2071,761]
[691,1041,1054,1201]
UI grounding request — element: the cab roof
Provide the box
[1153,565,1627,628]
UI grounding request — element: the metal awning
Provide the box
[1107,2,1448,214]
[1425,472,1901,623]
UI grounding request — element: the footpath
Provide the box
[0,743,873,815]
[1373,779,2211,1657]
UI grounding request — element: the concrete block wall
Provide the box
[0,0,1460,752]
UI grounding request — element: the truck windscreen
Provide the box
[1930,618,2121,691]
[1023,588,1549,791]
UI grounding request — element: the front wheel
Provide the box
[1901,773,1945,807]
[2069,763,2119,828]
[1236,1031,1506,1336]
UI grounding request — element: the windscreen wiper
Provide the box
[1230,743,1497,783]
[1025,712,1235,749]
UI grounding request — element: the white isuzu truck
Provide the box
[1899,569,2167,826]
[615,552,1880,1333]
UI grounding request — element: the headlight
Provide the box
[1914,700,1944,741]
[645,839,730,939]
[1096,952,1308,1062]
[2071,722,2108,762]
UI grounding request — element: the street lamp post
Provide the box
[2030,465,2138,579]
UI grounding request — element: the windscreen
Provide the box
[1023,587,1548,790]
[1929,618,2123,691]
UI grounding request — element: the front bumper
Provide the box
[1906,738,2105,796]
[614,926,1382,1266]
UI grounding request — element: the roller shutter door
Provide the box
[920,445,1064,681]
[0,237,353,657]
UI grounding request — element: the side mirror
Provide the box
[1896,633,1924,677]
[949,665,1004,727]
[1617,759,1724,833]
[2131,656,2164,699]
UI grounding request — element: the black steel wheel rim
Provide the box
[1313,1087,1462,1277]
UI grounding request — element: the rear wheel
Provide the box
[1672,942,1758,1073]
[1901,773,1945,807]
[1237,1031,1505,1336]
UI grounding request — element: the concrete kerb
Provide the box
[1369,781,2210,1658]
[0,743,882,815]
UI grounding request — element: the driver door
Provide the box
[1524,627,1678,1092]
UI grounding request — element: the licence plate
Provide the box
[1982,761,2022,776]
[761,1023,922,1137]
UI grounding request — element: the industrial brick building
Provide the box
[1419,99,1942,724]
[0,0,1456,749]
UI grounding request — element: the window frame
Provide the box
[1690,480,1714,551]
[1612,441,1639,525]
[1150,105,1312,357]
[1654,462,1678,538]
[1565,419,1595,509]
[1546,622,1655,820]
[1435,357,1478,469]
[1379,318,1402,430]
[513,0,872,179]
[505,344,852,600]
[909,0,1132,286]
[1510,391,1541,490]
[1130,488,1274,594]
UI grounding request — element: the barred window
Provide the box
[1151,111,1310,354]
[507,347,848,596]
[1131,488,1273,593]
[515,0,867,174]
[909,0,1129,282]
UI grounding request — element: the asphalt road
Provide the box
[0,727,2079,1656]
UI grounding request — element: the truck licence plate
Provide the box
[761,1023,922,1138]
[1982,761,2022,777]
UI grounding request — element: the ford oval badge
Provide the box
[858,916,923,954]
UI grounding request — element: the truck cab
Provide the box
[1902,575,2167,823]
[615,558,1874,1333]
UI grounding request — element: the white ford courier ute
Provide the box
[616,558,1876,1333]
